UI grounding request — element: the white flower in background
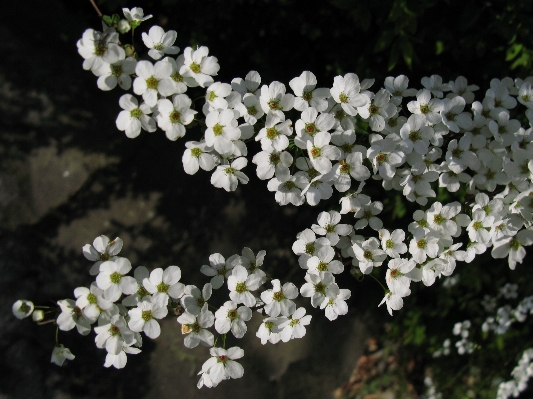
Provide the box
[95,57,137,91]
[116,94,156,138]
[384,75,417,105]
[198,347,244,388]
[518,82,533,109]
[182,283,213,316]
[56,299,91,335]
[133,60,174,106]
[234,93,264,125]
[227,265,262,307]
[128,298,168,339]
[214,301,252,338]
[210,157,249,192]
[12,299,34,319]
[51,345,75,366]
[261,279,298,317]
[447,76,479,104]
[330,73,369,116]
[143,266,185,307]
[279,307,312,342]
[141,25,180,60]
[122,8,152,25]
[77,28,125,72]
[83,235,123,276]
[104,343,141,369]
[156,94,197,140]
[200,253,241,289]
[182,141,217,175]
[96,258,138,302]
[177,305,215,348]
[354,201,384,231]
[232,70,261,94]
[289,71,330,111]
[421,74,451,98]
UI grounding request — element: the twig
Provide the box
[89,0,103,18]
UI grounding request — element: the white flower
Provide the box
[307,131,341,174]
[232,71,261,94]
[12,299,34,319]
[320,285,351,321]
[378,229,407,258]
[307,245,344,275]
[199,347,244,388]
[103,343,141,369]
[179,46,220,88]
[128,299,168,339]
[210,157,249,192]
[379,290,409,316]
[143,266,184,307]
[182,141,217,175]
[122,266,151,307]
[96,258,138,302]
[259,81,295,117]
[77,28,125,72]
[74,283,112,322]
[83,235,123,276]
[200,253,240,289]
[330,73,369,116]
[300,271,336,307]
[409,228,439,264]
[466,209,494,244]
[440,96,472,132]
[155,94,197,140]
[177,305,215,348]
[122,8,152,24]
[358,89,397,132]
[116,94,156,138]
[311,210,352,246]
[94,315,135,355]
[385,258,415,293]
[294,107,335,149]
[182,283,212,316]
[289,71,330,111]
[261,279,298,317]
[407,89,443,124]
[279,307,312,342]
[51,345,75,366]
[141,25,180,61]
[332,152,371,192]
[227,265,262,307]
[447,76,479,104]
[267,175,307,206]
[95,57,137,91]
[399,114,432,155]
[214,301,252,338]
[205,109,240,154]
[367,135,405,180]
[352,237,387,274]
[255,113,293,152]
[56,299,91,335]
[234,93,264,125]
[354,201,384,231]
[256,317,285,344]
[384,75,417,105]
[252,149,292,181]
[492,229,533,270]
[133,60,174,106]
[421,75,450,98]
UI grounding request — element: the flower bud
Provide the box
[32,309,45,322]
[124,44,136,58]
[117,19,131,34]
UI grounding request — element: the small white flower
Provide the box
[141,25,180,61]
[256,317,285,344]
[77,28,125,72]
[180,46,220,88]
[83,235,123,276]
[227,265,262,307]
[95,57,137,91]
[320,285,350,321]
[211,157,249,192]
[96,258,138,302]
[199,347,244,388]
[133,60,174,106]
[200,253,240,289]
[261,279,298,317]
[177,305,215,348]
[128,299,168,339]
[12,299,34,319]
[116,94,156,138]
[330,73,369,116]
[155,94,197,140]
[300,271,336,307]
[259,81,295,117]
[289,71,330,112]
[279,307,312,342]
[182,283,213,316]
[214,301,252,338]
[143,266,185,307]
[56,299,91,335]
[51,345,75,366]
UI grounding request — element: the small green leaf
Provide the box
[506,43,523,61]
[102,15,113,26]
[436,40,444,55]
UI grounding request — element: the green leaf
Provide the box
[435,40,444,55]
[102,15,113,26]
[388,42,400,71]
[400,39,413,68]
[506,43,523,61]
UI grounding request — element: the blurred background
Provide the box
[1,0,533,398]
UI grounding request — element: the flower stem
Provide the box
[89,0,103,18]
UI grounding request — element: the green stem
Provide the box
[368,272,388,293]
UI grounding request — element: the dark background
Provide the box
[1,0,532,398]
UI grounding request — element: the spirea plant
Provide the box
[12,3,533,395]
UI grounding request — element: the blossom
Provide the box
[179,46,220,88]
[141,25,180,60]
[177,305,215,348]
[198,347,244,388]
[492,229,533,270]
[94,315,135,355]
[96,258,138,302]
[279,307,312,342]
[379,290,409,316]
[83,235,123,276]
[378,229,407,258]
[260,279,298,317]
[56,299,91,335]
[307,245,344,275]
[231,70,261,94]
[407,89,443,124]
[122,8,152,25]
[259,81,295,117]
[320,285,351,321]
[307,131,341,174]
[227,265,262,307]
[210,157,249,192]
[133,60,174,106]
[256,317,285,344]
[205,109,240,154]
[74,283,113,322]
[77,28,125,72]
[330,73,369,116]
[300,271,336,307]
[143,266,185,307]
[128,299,168,339]
[116,94,156,138]
[255,113,293,152]
[358,89,397,132]
[155,94,197,140]
[352,237,387,274]
[51,345,75,366]
[289,71,330,111]
[385,258,416,293]
[95,57,137,91]
[409,228,439,264]
[384,75,417,105]
[12,299,34,319]
[214,301,252,338]
[200,253,240,289]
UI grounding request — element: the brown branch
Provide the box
[89,0,102,18]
